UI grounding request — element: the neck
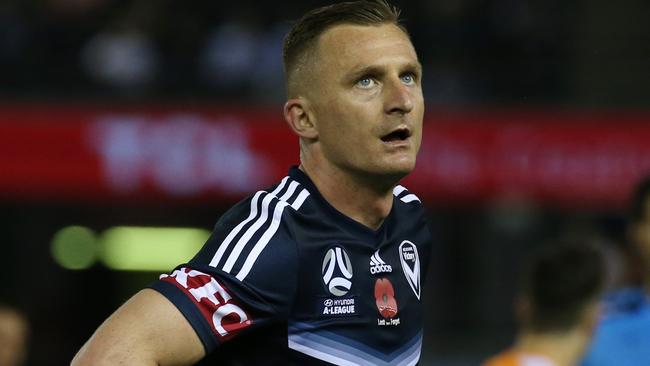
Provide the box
[514,329,589,366]
[299,162,396,231]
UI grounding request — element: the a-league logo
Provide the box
[322,246,353,296]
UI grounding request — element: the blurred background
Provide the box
[1,0,649,364]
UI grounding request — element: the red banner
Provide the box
[1,103,649,208]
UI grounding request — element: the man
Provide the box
[72,1,430,365]
[483,240,606,366]
[581,176,650,365]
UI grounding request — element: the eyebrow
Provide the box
[347,61,423,81]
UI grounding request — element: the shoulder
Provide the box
[391,184,433,259]
[590,287,650,337]
[192,175,311,280]
[584,288,650,362]
[215,176,311,234]
[392,184,428,225]
[392,184,423,206]
[600,287,649,318]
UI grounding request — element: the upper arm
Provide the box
[72,288,205,366]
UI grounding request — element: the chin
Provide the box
[387,156,417,175]
[372,159,416,182]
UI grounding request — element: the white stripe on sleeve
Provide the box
[291,189,310,210]
[236,200,290,281]
[209,190,265,267]
[400,194,421,203]
[393,185,407,196]
[213,176,288,269]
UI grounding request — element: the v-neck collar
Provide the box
[288,166,395,242]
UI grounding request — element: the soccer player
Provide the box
[72,1,431,365]
[482,240,606,366]
[581,175,650,365]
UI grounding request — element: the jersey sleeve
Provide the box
[149,192,299,353]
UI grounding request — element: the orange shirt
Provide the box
[482,350,557,366]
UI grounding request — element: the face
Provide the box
[306,23,424,182]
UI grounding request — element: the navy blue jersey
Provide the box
[151,166,432,365]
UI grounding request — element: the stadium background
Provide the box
[1,0,649,364]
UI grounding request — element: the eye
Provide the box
[356,77,376,89]
[400,73,416,85]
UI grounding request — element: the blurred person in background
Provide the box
[483,239,606,366]
[80,0,161,95]
[72,1,431,365]
[581,175,650,365]
[0,304,29,366]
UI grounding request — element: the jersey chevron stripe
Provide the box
[287,340,421,366]
[288,340,359,366]
[236,188,310,281]
[222,177,292,272]
[288,323,422,366]
[209,176,288,268]
[287,334,421,366]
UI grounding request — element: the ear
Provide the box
[284,98,318,139]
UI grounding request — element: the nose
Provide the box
[383,77,413,115]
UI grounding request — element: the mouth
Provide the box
[380,127,411,143]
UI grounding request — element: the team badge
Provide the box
[374,278,400,326]
[399,240,421,300]
[322,246,353,296]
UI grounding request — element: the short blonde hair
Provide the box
[283,0,407,95]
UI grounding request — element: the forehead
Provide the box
[314,23,418,74]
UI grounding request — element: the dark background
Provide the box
[1,0,648,364]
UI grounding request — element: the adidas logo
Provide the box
[370,250,393,275]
